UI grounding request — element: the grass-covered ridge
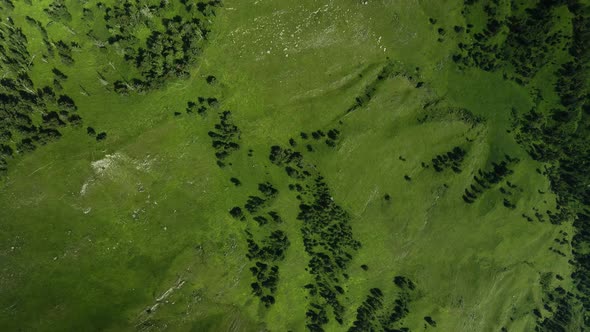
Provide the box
[0,0,589,331]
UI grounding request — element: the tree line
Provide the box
[269,144,362,330]
[99,0,222,93]
[0,16,106,176]
[349,275,423,331]
[458,0,590,328]
[462,155,518,205]
[206,110,240,168]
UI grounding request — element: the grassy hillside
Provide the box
[0,0,589,331]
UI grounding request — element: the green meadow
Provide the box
[1,0,589,331]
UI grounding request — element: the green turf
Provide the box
[0,0,587,331]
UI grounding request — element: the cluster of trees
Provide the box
[52,67,67,91]
[381,276,417,330]
[24,16,54,64]
[1,19,30,70]
[540,3,590,209]
[431,146,466,173]
[417,106,484,129]
[181,0,223,15]
[244,195,265,214]
[86,127,107,141]
[269,145,308,179]
[0,18,94,175]
[258,182,278,197]
[462,155,518,204]
[347,61,396,113]
[269,145,303,165]
[554,62,587,126]
[454,0,571,84]
[243,203,289,308]
[249,262,280,307]
[246,230,289,262]
[572,210,590,326]
[0,0,14,10]
[104,0,168,38]
[505,2,590,326]
[239,182,279,217]
[269,145,362,330]
[349,276,419,331]
[229,185,279,224]
[479,1,590,327]
[497,181,519,209]
[514,103,590,222]
[534,272,578,332]
[348,288,384,332]
[246,216,289,306]
[226,172,290,307]
[44,0,72,22]
[548,246,567,257]
[393,276,415,290]
[523,204,569,224]
[522,209,546,224]
[55,40,75,66]
[186,96,218,116]
[83,7,94,21]
[305,302,329,331]
[502,0,569,83]
[296,128,342,149]
[132,16,208,89]
[207,110,240,167]
[101,1,222,92]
